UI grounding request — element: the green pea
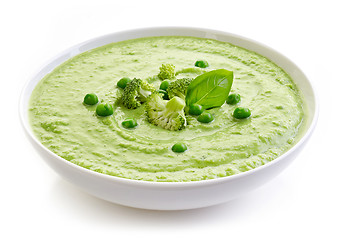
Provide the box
[122,118,138,128]
[117,77,131,89]
[233,107,251,119]
[83,93,99,105]
[226,93,241,105]
[96,103,114,116]
[157,89,169,100]
[171,143,188,153]
[195,60,209,68]
[197,112,214,123]
[160,80,170,91]
[189,103,204,115]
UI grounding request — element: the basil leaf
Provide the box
[185,69,233,109]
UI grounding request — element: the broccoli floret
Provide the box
[158,64,175,80]
[121,78,156,109]
[166,78,193,99]
[145,92,187,131]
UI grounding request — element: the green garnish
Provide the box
[189,103,204,116]
[197,112,214,123]
[157,89,169,100]
[96,103,114,116]
[145,93,187,131]
[233,107,251,119]
[158,64,175,80]
[166,78,193,100]
[121,78,156,109]
[171,143,188,153]
[226,93,241,105]
[83,93,99,105]
[186,69,233,110]
[122,118,138,128]
[160,80,170,91]
[117,77,131,89]
[195,60,209,68]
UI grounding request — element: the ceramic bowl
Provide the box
[20,27,318,210]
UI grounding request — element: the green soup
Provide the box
[29,36,305,182]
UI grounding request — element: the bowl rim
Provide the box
[19,26,319,188]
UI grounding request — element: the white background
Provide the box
[2,0,337,239]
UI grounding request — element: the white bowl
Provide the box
[19,27,318,210]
